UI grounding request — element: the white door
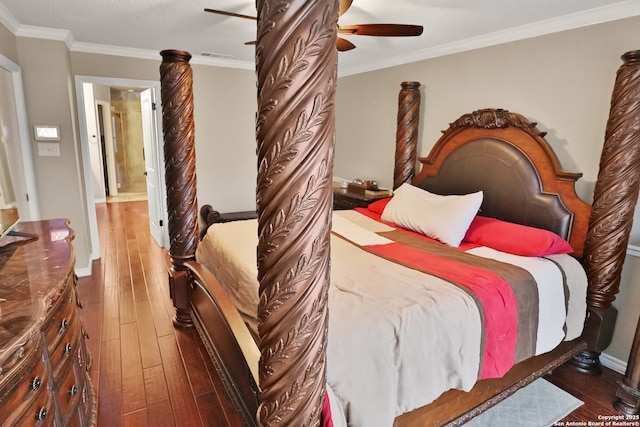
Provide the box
[0,58,39,220]
[140,88,167,247]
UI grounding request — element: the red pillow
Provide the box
[367,197,392,214]
[464,216,573,256]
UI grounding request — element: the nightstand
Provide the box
[332,185,391,210]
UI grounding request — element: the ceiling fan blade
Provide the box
[247,39,353,51]
[204,8,256,20]
[337,37,356,52]
[339,24,424,37]
[339,0,353,16]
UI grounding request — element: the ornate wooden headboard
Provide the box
[411,108,590,257]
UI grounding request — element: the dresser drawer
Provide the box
[54,355,82,426]
[0,340,48,422]
[48,317,81,379]
[42,280,77,356]
[73,364,94,427]
[4,388,55,427]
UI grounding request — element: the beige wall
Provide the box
[336,16,640,204]
[0,24,17,64]
[335,15,640,364]
[15,37,92,270]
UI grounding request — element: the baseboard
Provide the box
[75,260,93,278]
[601,352,627,375]
[603,243,639,375]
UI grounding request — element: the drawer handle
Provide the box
[70,384,78,397]
[35,407,47,422]
[30,375,42,391]
[64,343,72,354]
[82,330,90,340]
[77,300,83,309]
[59,318,68,334]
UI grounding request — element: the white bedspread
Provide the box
[195,210,587,427]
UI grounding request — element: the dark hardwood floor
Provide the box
[77,200,243,427]
[76,199,625,426]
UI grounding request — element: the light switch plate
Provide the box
[37,142,60,157]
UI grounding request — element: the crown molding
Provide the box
[71,41,254,70]
[0,4,75,48]
[339,0,640,77]
[0,2,19,34]
[0,3,254,70]
[14,24,75,48]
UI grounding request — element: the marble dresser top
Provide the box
[0,219,74,368]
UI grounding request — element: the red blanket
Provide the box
[351,207,526,379]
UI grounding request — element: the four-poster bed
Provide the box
[157,1,640,424]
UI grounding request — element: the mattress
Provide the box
[195,209,587,427]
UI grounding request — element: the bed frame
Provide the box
[157,2,640,424]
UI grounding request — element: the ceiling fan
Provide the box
[204,0,424,52]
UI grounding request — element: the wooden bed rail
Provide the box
[185,261,260,426]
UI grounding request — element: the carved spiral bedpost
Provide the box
[159,49,198,328]
[609,50,640,416]
[254,0,337,425]
[573,50,640,375]
[394,81,421,189]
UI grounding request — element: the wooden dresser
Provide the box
[0,219,96,426]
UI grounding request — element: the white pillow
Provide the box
[381,183,483,247]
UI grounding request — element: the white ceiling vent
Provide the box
[200,51,235,59]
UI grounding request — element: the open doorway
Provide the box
[75,76,168,261]
[96,87,148,202]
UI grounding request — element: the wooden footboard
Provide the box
[186,261,259,427]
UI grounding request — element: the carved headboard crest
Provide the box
[449,108,547,139]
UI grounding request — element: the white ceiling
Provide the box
[1,0,639,76]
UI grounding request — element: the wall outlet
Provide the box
[37,142,60,157]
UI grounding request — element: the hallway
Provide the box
[76,200,242,426]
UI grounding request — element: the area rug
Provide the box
[465,379,583,427]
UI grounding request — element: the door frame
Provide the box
[74,76,168,260]
[0,54,39,220]
[96,101,118,197]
